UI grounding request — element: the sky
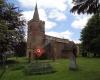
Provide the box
[10,0,92,43]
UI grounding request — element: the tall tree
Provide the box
[71,0,100,14]
[0,0,26,60]
[80,13,100,57]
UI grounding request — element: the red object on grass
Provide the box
[34,47,45,57]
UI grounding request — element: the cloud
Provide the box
[48,9,67,21]
[18,0,67,11]
[18,0,36,8]
[22,11,33,21]
[73,40,81,43]
[19,0,83,43]
[22,9,47,21]
[71,14,92,29]
[22,9,57,30]
[66,0,74,9]
[45,21,57,30]
[18,0,68,21]
[18,0,69,29]
[45,30,81,43]
[45,30,73,40]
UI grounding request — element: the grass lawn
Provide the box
[0,57,100,80]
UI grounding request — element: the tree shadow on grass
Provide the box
[0,68,6,80]
[0,60,18,65]
[0,60,24,71]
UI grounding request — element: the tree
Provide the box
[0,0,26,62]
[80,13,100,57]
[14,41,27,57]
[71,0,100,14]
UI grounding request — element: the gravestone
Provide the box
[66,41,78,70]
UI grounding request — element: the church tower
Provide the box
[27,4,45,59]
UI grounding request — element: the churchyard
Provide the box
[0,57,100,80]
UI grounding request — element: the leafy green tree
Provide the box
[0,0,26,62]
[80,13,100,57]
[71,0,100,14]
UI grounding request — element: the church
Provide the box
[27,4,75,59]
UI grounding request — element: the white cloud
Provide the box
[71,17,88,29]
[73,40,81,44]
[18,0,67,11]
[45,30,81,43]
[22,9,57,30]
[66,0,74,9]
[71,14,92,29]
[48,9,67,21]
[45,30,73,40]
[18,0,69,29]
[22,9,47,21]
[18,0,36,8]
[45,21,57,30]
[38,9,47,21]
[19,0,83,43]
[22,11,33,21]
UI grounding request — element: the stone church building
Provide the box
[27,4,76,59]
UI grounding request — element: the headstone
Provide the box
[69,53,77,70]
[68,41,78,70]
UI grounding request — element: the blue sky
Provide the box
[11,0,92,43]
